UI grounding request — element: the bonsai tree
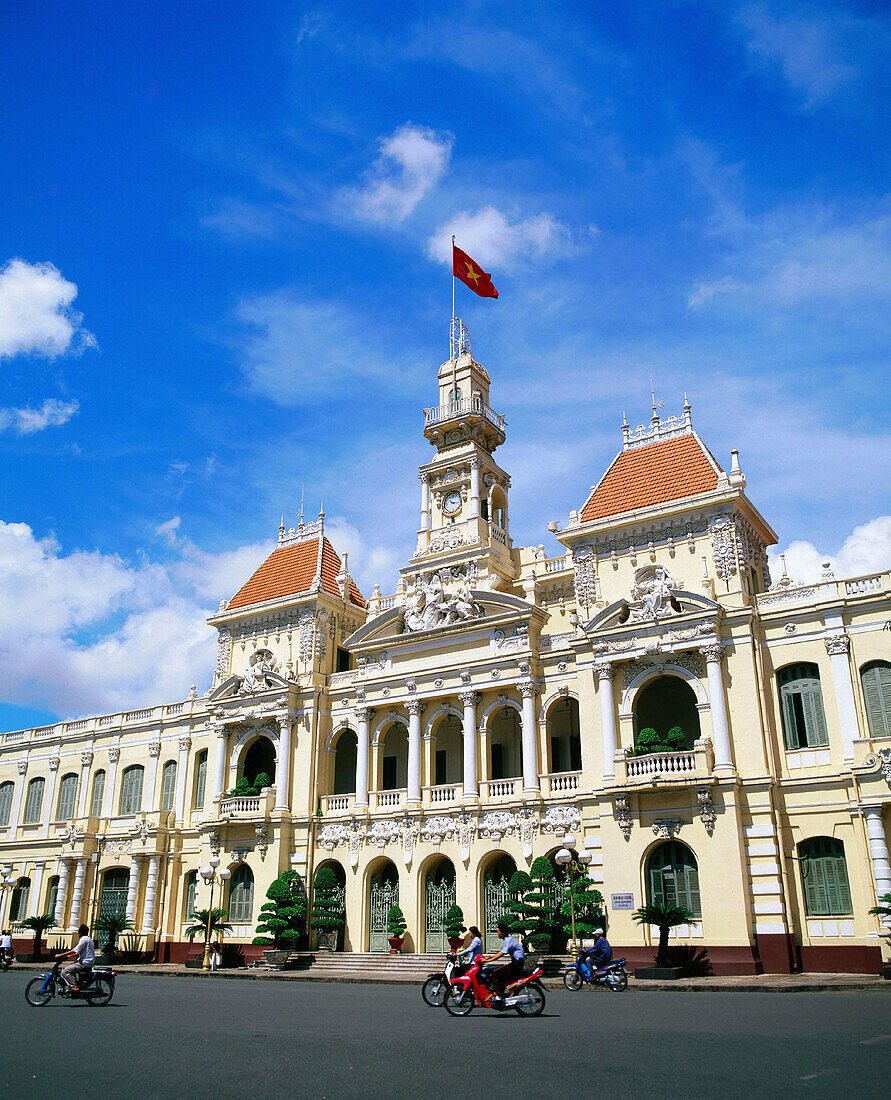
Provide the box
[309,867,345,946]
[93,913,134,961]
[17,914,55,961]
[559,875,604,943]
[184,907,232,949]
[253,771,272,791]
[513,857,559,951]
[634,727,665,755]
[504,870,532,938]
[443,904,466,944]
[386,904,407,939]
[253,869,307,948]
[664,726,686,750]
[632,901,696,967]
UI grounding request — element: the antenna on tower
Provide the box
[298,484,305,527]
[649,374,664,424]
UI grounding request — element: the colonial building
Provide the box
[1,327,890,973]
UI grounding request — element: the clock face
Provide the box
[442,490,462,516]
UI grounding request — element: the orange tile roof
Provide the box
[580,433,722,522]
[228,538,365,611]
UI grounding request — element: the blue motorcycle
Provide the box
[563,955,628,991]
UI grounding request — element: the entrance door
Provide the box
[96,868,128,950]
[484,873,513,951]
[368,871,398,953]
[424,871,456,954]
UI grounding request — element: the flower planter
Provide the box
[447,937,464,950]
[388,936,405,954]
[316,931,338,952]
[263,949,290,970]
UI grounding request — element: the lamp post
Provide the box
[0,867,16,929]
[199,856,230,971]
[554,837,594,956]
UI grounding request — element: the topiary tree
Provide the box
[664,726,686,750]
[386,904,407,938]
[504,870,532,938]
[253,771,272,791]
[444,904,466,941]
[513,857,559,951]
[253,869,307,948]
[559,874,605,944]
[634,727,664,755]
[310,867,345,947]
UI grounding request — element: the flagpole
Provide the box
[451,234,456,325]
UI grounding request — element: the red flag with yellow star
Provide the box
[452,244,498,299]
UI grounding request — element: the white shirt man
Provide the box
[60,924,95,990]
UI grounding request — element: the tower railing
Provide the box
[423,398,505,431]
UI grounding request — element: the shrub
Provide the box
[559,874,605,942]
[254,870,307,948]
[386,904,407,937]
[444,904,466,940]
[511,857,559,950]
[664,726,686,750]
[634,728,664,755]
[253,772,272,791]
[310,867,345,935]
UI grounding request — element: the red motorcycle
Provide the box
[443,956,546,1017]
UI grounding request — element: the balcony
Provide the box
[423,397,505,432]
[375,789,404,809]
[541,771,582,796]
[482,778,519,800]
[218,788,275,818]
[614,742,714,789]
[322,794,355,815]
[426,783,460,806]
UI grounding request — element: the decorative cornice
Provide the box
[824,633,850,656]
[699,643,725,664]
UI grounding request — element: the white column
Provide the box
[596,662,618,780]
[520,681,540,794]
[103,746,121,818]
[407,701,424,805]
[211,724,229,802]
[825,634,858,761]
[174,737,191,827]
[8,761,28,833]
[140,855,161,935]
[419,473,430,531]
[470,459,480,518]
[460,691,480,798]
[76,751,93,818]
[125,856,142,924]
[54,858,72,927]
[67,858,87,932]
[29,861,45,917]
[274,717,292,812]
[41,757,61,838]
[145,741,161,807]
[864,806,891,928]
[702,645,734,771]
[355,708,371,809]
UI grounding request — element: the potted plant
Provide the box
[184,907,232,967]
[631,901,696,978]
[444,904,466,950]
[868,892,891,979]
[310,867,345,951]
[386,904,407,953]
[253,870,307,967]
[17,914,55,962]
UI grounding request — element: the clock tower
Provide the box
[407,322,517,590]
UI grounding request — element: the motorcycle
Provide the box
[562,955,628,992]
[1,948,13,972]
[25,960,116,1007]
[422,952,462,1007]
[444,956,546,1017]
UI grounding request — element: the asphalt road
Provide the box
[1,972,889,1099]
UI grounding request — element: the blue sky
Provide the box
[1,0,890,730]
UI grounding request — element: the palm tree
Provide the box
[632,902,696,967]
[868,892,891,923]
[93,914,135,961]
[17,914,55,961]
[184,908,232,948]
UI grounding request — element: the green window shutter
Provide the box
[780,686,799,749]
[801,852,827,915]
[161,762,177,811]
[57,774,78,820]
[649,863,665,907]
[24,778,45,823]
[861,662,891,738]
[800,838,852,916]
[0,783,13,826]
[120,767,144,815]
[194,752,207,809]
[682,861,702,919]
[90,771,105,817]
[799,681,829,747]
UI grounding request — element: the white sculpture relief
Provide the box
[478,810,518,841]
[697,789,717,836]
[62,822,83,849]
[458,814,476,858]
[615,796,632,840]
[367,819,401,848]
[652,819,682,839]
[493,624,529,651]
[421,816,457,844]
[131,816,152,843]
[255,825,269,860]
[318,823,350,851]
[403,566,483,633]
[298,613,315,663]
[540,805,580,837]
[239,649,281,693]
[621,652,703,690]
[401,819,419,865]
[876,748,891,787]
[419,532,480,556]
[215,628,231,682]
[316,611,329,661]
[710,516,738,580]
[100,837,132,858]
[517,807,538,858]
[573,544,596,611]
[628,565,681,621]
[824,633,850,656]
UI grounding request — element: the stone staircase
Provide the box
[278,951,574,980]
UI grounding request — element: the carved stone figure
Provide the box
[403,567,483,633]
[630,565,679,620]
[239,649,280,694]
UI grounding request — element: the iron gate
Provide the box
[484,873,512,951]
[96,879,128,951]
[368,876,398,953]
[331,881,346,950]
[424,874,456,954]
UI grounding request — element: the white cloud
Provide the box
[769,516,891,585]
[428,206,573,272]
[155,516,181,546]
[340,123,453,224]
[323,516,400,596]
[0,397,79,435]
[736,4,855,107]
[0,259,95,360]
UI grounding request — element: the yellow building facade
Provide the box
[1,335,889,973]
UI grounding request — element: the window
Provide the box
[194,750,207,809]
[798,837,852,916]
[90,770,106,817]
[228,865,254,923]
[56,773,78,821]
[119,765,144,815]
[46,876,59,918]
[336,647,351,673]
[184,871,198,920]
[0,782,13,827]
[23,778,45,824]
[646,841,701,919]
[778,663,829,749]
[161,761,177,811]
[435,749,447,786]
[861,661,891,738]
[9,877,30,923]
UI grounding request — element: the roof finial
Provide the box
[649,374,663,426]
[278,514,286,545]
[621,409,630,448]
[298,483,305,527]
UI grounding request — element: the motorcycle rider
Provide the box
[457,925,484,967]
[59,924,95,991]
[481,920,525,1006]
[581,928,612,973]
[0,928,12,964]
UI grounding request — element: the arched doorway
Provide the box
[332,729,357,795]
[547,696,581,773]
[242,737,276,788]
[314,860,347,950]
[96,868,129,950]
[424,857,456,953]
[489,706,521,781]
[380,722,408,791]
[368,861,399,953]
[432,714,463,787]
[634,675,701,749]
[482,854,516,951]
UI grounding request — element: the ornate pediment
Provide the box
[584,589,719,634]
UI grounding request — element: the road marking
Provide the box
[859,1035,890,1045]
[800,1069,842,1082]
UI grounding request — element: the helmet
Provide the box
[594,928,605,935]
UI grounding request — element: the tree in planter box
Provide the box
[310,867,345,948]
[252,870,307,949]
[386,904,407,943]
[444,904,466,946]
[511,858,559,952]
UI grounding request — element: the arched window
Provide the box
[547,696,582,773]
[119,765,144,815]
[380,723,408,790]
[90,770,106,817]
[46,875,59,918]
[56,773,78,821]
[646,842,701,919]
[798,837,852,916]
[9,877,30,923]
[183,871,198,920]
[193,750,207,809]
[228,865,254,923]
[23,778,45,824]
[332,729,357,795]
[778,663,828,749]
[489,706,521,780]
[160,761,177,812]
[0,782,14,827]
[861,660,891,738]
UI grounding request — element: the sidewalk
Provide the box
[7,960,889,992]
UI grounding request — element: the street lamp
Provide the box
[0,867,16,929]
[199,856,230,971]
[554,838,594,956]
